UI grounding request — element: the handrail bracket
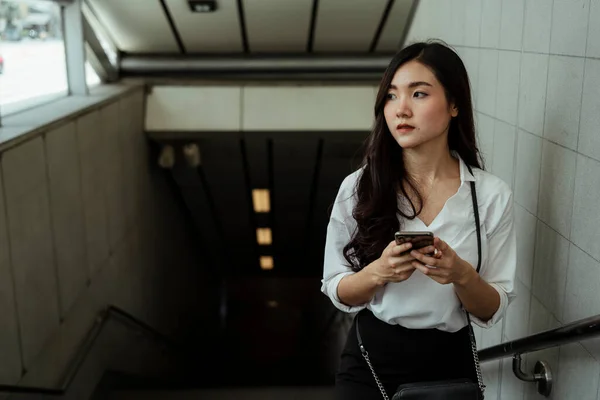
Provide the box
[512,354,552,397]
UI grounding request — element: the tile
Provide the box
[514,205,537,289]
[499,0,525,51]
[532,221,570,320]
[476,113,494,169]
[77,111,110,277]
[501,356,526,400]
[588,0,600,57]
[481,360,501,400]
[523,0,553,53]
[45,122,88,316]
[514,130,543,215]
[2,142,60,367]
[578,59,600,162]
[518,53,549,137]
[458,47,480,101]
[525,297,562,395]
[100,103,127,250]
[528,295,555,335]
[480,0,501,48]
[481,319,504,349]
[543,56,585,151]
[554,343,600,399]
[464,0,482,47]
[580,333,600,365]
[571,155,600,262]
[495,51,521,126]
[562,245,600,323]
[1,137,46,200]
[477,50,499,116]
[491,120,516,188]
[504,279,531,340]
[0,170,22,383]
[537,140,577,238]
[448,0,466,46]
[550,0,591,57]
[119,95,139,231]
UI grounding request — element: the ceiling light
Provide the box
[256,228,272,245]
[260,256,274,270]
[252,189,270,213]
[188,0,217,13]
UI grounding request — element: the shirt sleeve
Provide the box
[320,178,367,314]
[470,191,517,328]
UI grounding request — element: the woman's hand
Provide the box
[409,237,476,286]
[368,240,437,286]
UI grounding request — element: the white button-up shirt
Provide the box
[321,156,516,332]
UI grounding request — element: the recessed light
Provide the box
[252,189,270,213]
[260,256,274,270]
[256,228,272,245]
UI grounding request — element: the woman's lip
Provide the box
[397,125,415,131]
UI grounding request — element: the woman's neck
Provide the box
[403,140,458,187]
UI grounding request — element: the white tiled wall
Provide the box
[407,0,600,398]
[0,88,199,390]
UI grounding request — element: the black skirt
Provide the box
[335,309,477,400]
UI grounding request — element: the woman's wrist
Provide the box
[454,260,478,288]
[364,259,386,287]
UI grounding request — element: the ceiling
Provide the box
[152,131,368,278]
[85,0,416,55]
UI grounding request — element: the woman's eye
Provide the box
[386,93,397,100]
[414,91,428,98]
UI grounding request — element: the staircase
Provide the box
[109,386,334,400]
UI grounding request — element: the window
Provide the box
[0,0,67,115]
[86,60,100,87]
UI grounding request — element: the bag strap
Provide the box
[465,165,485,397]
[357,164,485,399]
[466,165,482,275]
[357,323,391,399]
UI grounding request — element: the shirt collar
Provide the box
[457,153,476,183]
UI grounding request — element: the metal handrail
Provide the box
[478,313,600,397]
[0,305,179,395]
[479,313,600,362]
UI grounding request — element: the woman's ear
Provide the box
[450,104,459,117]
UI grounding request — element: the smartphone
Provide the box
[395,231,434,256]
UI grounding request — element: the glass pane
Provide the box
[86,60,100,87]
[0,0,67,115]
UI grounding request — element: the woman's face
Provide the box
[383,60,457,149]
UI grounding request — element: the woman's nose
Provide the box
[396,101,411,118]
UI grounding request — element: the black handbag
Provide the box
[357,175,485,400]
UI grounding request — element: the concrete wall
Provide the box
[406,0,600,399]
[0,87,200,396]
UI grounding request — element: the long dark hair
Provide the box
[343,40,482,272]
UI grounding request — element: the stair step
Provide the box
[109,386,334,400]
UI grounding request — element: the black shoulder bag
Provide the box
[356,172,485,400]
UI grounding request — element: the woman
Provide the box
[321,40,516,399]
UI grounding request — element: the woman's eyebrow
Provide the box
[388,81,433,90]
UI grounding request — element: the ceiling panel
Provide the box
[87,0,179,53]
[376,0,414,52]
[243,0,313,53]
[313,0,388,52]
[165,0,243,53]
